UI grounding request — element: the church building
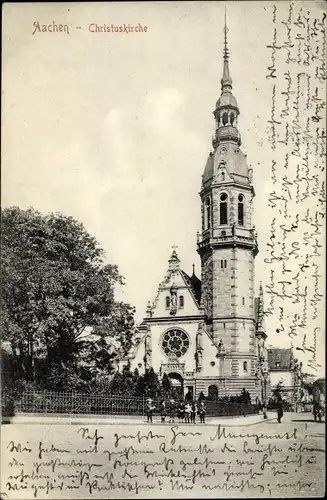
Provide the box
[122,24,269,403]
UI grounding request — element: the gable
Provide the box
[150,269,201,318]
[268,348,292,370]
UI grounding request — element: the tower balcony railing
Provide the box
[213,126,241,147]
[216,125,240,139]
[197,233,257,249]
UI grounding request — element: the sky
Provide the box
[2,1,325,376]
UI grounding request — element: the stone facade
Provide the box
[122,27,268,403]
[268,347,303,408]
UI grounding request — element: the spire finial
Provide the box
[168,245,180,272]
[221,8,232,91]
[213,12,241,149]
[224,6,229,60]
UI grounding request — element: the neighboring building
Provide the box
[267,347,303,408]
[121,23,269,402]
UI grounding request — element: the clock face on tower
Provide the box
[161,329,190,358]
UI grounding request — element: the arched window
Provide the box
[222,112,228,126]
[179,295,184,308]
[221,259,224,269]
[205,198,211,230]
[230,113,235,126]
[238,194,244,226]
[242,297,245,305]
[243,361,248,372]
[165,296,170,309]
[221,171,225,181]
[224,260,227,268]
[223,322,226,329]
[220,193,228,225]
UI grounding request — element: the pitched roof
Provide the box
[267,348,293,370]
[180,270,201,307]
[202,144,249,186]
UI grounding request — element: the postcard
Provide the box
[1,1,326,498]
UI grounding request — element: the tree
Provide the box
[142,368,161,399]
[109,371,128,396]
[1,207,135,389]
[92,301,136,357]
[161,373,172,399]
[240,388,251,404]
[303,381,314,396]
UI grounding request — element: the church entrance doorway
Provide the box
[208,384,219,401]
[168,372,184,400]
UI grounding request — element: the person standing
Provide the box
[320,391,325,412]
[177,401,185,423]
[160,400,166,423]
[146,398,155,423]
[184,401,191,423]
[276,397,283,423]
[191,400,197,423]
[316,391,325,422]
[198,400,206,424]
[169,399,175,423]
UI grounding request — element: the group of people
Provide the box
[145,398,207,424]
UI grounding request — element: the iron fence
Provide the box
[205,400,259,416]
[13,391,148,415]
[3,390,260,417]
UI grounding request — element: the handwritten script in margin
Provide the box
[262,1,326,371]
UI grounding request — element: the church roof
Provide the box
[203,153,214,184]
[202,143,249,186]
[216,91,238,108]
[267,348,293,371]
[180,270,201,307]
[203,15,252,186]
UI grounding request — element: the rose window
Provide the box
[161,329,190,358]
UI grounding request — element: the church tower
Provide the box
[197,18,259,396]
[125,17,266,403]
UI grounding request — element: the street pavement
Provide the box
[1,411,325,498]
[4,410,324,426]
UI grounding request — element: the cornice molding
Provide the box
[144,315,205,324]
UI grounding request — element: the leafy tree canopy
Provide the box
[161,372,172,398]
[1,207,135,389]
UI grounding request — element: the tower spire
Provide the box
[221,9,232,91]
[223,7,229,59]
[212,14,241,149]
